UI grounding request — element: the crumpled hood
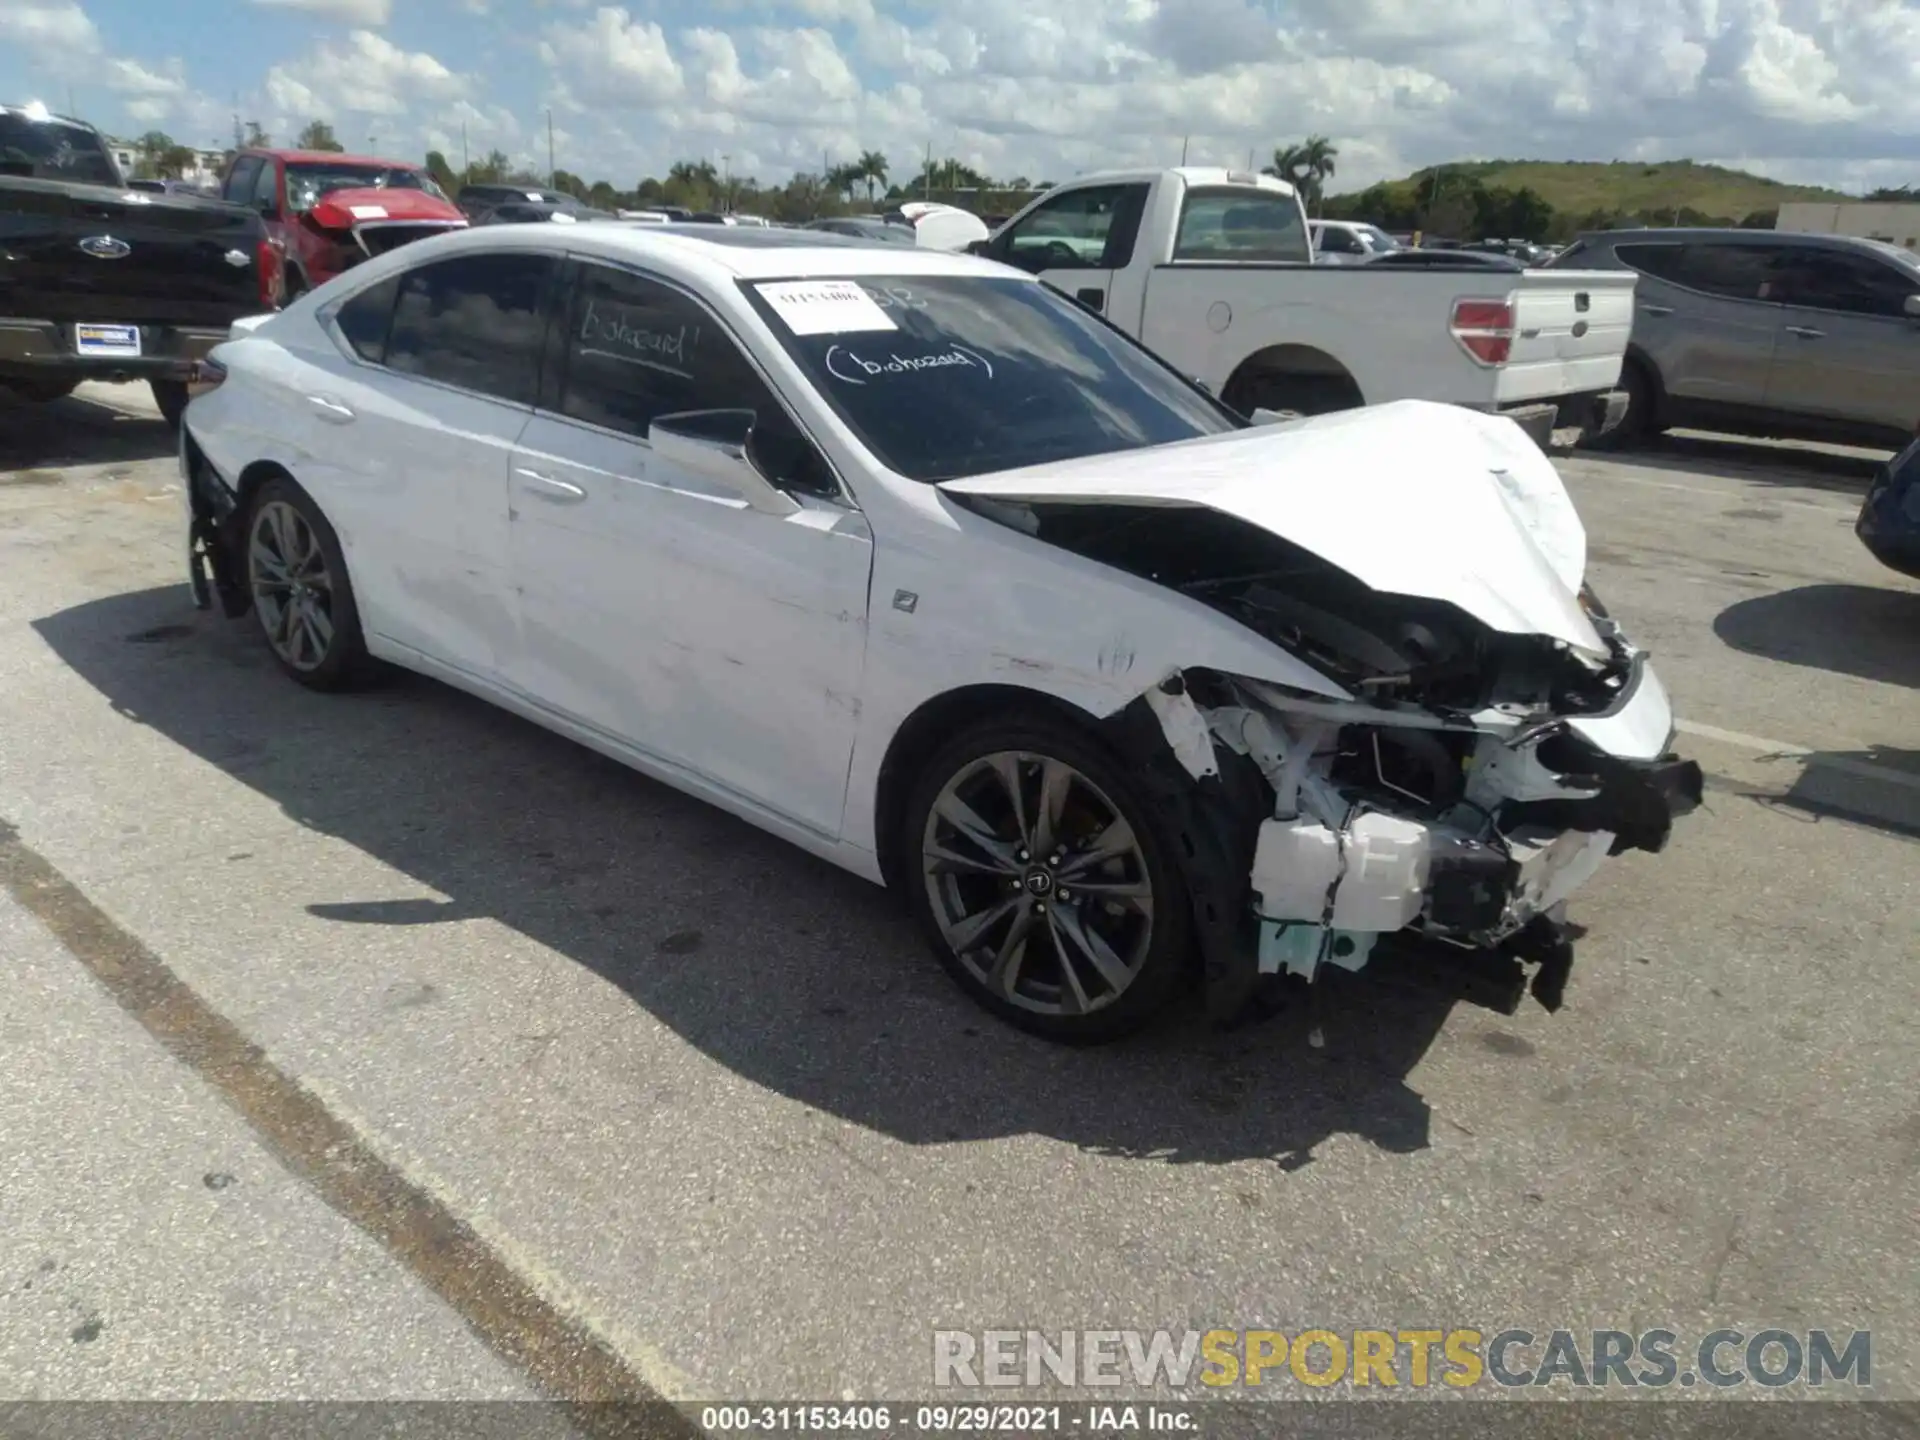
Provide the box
[308,187,467,229]
[938,398,1604,655]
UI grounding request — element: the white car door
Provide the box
[506,258,874,836]
[305,251,554,679]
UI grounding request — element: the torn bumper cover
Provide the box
[1124,647,1701,1021]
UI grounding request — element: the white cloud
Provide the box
[0,0,100,54]
[248,0,394,24]
[263,29,466,121]
[539,6,685,105]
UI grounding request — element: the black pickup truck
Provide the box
[1,105,280,427]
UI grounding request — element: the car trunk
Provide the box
[0,176,262,328]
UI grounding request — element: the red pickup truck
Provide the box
[215,148,467,299]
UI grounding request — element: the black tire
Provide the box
[900,710,1195,1043]
[150,379,189,430]
[1227,369,1363,421]
[1,377,79,404]
[1584,358,1659,452]
[243,474,372,691]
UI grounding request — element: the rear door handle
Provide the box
[1785,325,1825,339]
[1075,287,1105,312]
[305,394,355,423]
[513,467,587,502]
[1637,304,1675,317]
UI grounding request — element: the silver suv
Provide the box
[1549,228,1920,450]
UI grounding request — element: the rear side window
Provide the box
[1613,243,1688,282]
[558,262,776,437]
[334,275,401,363]
[1174,189,1311,262]
[385,253,556,405]
[1617,242,1790,301]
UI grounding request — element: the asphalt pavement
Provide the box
[0,383,1914,1406]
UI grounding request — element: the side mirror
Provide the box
[647,409,801,517]
[1905,293,1920,321]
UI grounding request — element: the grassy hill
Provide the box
[1324,159,1853,240]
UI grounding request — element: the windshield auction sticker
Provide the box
[757,279,898,335]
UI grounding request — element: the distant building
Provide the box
[1776,201,1920,251]
[104,138,227,189]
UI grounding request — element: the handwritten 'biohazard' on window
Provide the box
[577,298,699,379]
[824,343,995,385]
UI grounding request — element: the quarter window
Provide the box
[385,253,556,405]
[334,275,402,363]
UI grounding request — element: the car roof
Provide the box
[1577,226,1893,252]
[1059,165,1296,197]
[246,148,422,169]
[363,217,1014,282]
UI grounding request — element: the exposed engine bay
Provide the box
[973,496,1704,1016]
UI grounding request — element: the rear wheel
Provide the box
[150,379,189,430]
[902,712,1194,1043]
[244,475,371,691]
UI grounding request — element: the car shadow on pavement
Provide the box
[32,586,1465,1172]
[0,392,176,470]
[1600,432,1891,497]
[1762,746,1920,843]
[1714,583,1920,689]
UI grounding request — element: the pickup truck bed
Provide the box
[1,105,276,423]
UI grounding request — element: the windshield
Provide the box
[0,114,119,186]
[286,163,447,211]
[744,275,1242,482]
[1359,225,1400,251]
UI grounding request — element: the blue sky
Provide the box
[3,0,1916,194]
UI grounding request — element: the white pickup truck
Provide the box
[972,167,1637,448]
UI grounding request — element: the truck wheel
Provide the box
[1231,371,1363,421]
[0,378,79,404]
[150,380,189,430]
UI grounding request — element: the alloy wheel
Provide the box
[921,751,1156,1017]
[248,498,336,672]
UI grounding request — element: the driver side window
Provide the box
[251,159,280,216]
[1000,185,1144,272]
[557,263,838,499]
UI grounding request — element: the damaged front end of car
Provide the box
[1091,530,1701,1023]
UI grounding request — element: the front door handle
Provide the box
[1076,287,1105,312]
[513,467,587,502]
[305,394,355,423]
[1637,303,1675,317]
[1785,325,1825,339]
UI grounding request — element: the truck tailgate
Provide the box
[0,177,263,329]
[1494,269,1637,405]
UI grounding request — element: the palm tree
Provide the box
[1264,134,1339,214]
[857,149,888,204]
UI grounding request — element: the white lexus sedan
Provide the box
[179,222,1701,1042]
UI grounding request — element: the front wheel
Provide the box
[244,475,371,691]
[902,712,1194,1043]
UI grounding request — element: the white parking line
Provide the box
[1676,719,1920,793]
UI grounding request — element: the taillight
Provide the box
[257,239,285,309]
[1451,298,1513,366]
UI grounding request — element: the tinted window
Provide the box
[224,156,262,204]
[386,253,555,404]
[250,159,280,213]
[1619,242,1790,301]
[1000,185,1145,271]
[334,275,402,362]
[1614,243,1689,282]
[1174,188,1311,262]
[1774,250,1919,318]
[0,114,118,186]
[745,275,1240,482]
